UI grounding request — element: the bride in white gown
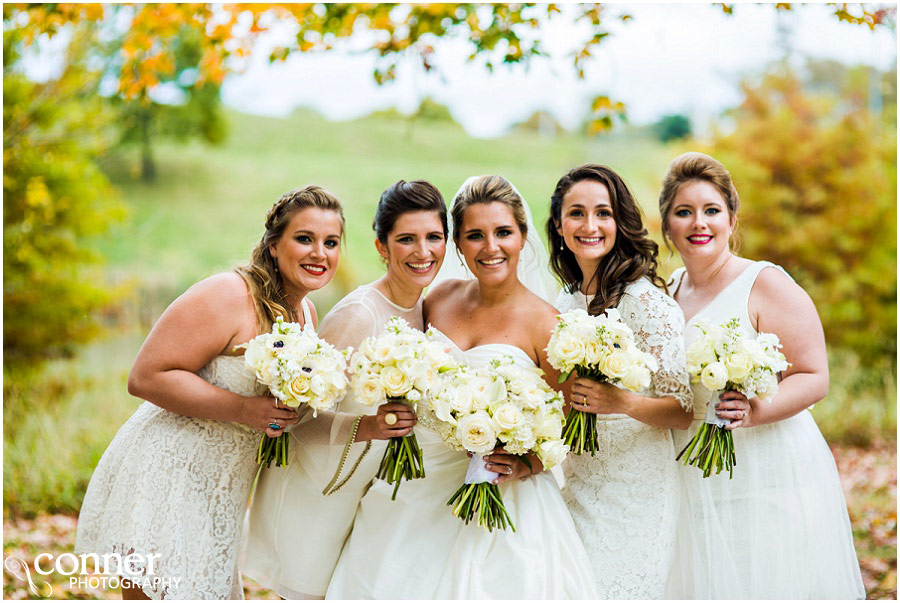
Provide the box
[326,175,598,599]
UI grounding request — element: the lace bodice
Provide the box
[555,277,692,411]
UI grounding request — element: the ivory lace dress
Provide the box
[666,261,864,599]
[74,298,314,599]
[242,284,423,599]
[556,276,692,599]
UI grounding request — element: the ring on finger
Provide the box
[268,421,281,430]
[384,412,398,426]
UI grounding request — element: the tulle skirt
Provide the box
[667,409,865,599]
[325,430,598,599]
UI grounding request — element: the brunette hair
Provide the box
[658,152,740,245]
[235,186,344,333]
[373,180,448,242]
[547,164,666,315]
[450,175,528,242]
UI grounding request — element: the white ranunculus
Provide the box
[602,350,630,380]
[456,411,498,454]
[756,374,779,401]
[373,340,395,365]
[685,338,717,369]
[537,439,569,468]
[724,350,753,382]
[533,410,563,440]
[379,365,411,397]
[257,362,279,387]
[494,403,526,432]
[700,361,729,391]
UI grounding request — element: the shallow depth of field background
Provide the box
[3,4,896,600]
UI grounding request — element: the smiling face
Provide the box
[268,207,343,299]
[376,210,447,291]
[557,179,617,275]
[666,179,736,261]
[456,202,525,286]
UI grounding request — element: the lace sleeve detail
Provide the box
[618,282,693,411]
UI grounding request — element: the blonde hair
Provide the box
[658,152,740,243]
[450,175,528,242]
[235,186,344,333]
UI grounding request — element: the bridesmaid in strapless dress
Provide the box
[659,152,864,599]
[75,187,345,599]
[326,175,597,599]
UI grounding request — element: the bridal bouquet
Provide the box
[546,308,658,455]
[239,316,350,468]
[419,356,569,532]
[348,317,456,499]
[676,317,789,478]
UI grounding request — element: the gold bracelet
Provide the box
[322,415,372,496]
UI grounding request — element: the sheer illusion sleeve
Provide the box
[618,283,693,411]
[286,301,379,488]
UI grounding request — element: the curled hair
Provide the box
[373,180,448,242]
[450,175,528,242]
[658,152,740,246]
[235,186,345,333]
[546,164,666,315]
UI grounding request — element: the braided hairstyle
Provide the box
[235,186,344,333]
[546,164,666,315]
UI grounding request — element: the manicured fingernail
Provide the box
[714,403,720,409]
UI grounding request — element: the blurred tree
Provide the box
[3,25,126,367]
[707,62,896,362]
[652,114,692,143]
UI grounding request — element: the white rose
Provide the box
[685,338,717,370]
[724,350,753,382]
[309,374,327,397]
[493,403,525,432]
[621,364,651,392]
[379,366,411,398]
[533,409,563,440]
[449,384,475,414]
[537,439,569,468]
[373,340,394,365]
[583,339,607,367]
[551,334,586,368]
[602,350,630,380]
[456,411,498,454]
[256,362,278,387]
[356,378,385,407]
[700,361,729,391]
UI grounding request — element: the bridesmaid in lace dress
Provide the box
[546,164,693,599]
[660,152,864,599]
[75,187,345,599]
[243,180,448,599]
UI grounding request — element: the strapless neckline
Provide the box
[427,327,536,367]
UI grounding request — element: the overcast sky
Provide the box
[220,3,896,137]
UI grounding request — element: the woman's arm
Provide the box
[127,272,298,436]
[718,267,829,428]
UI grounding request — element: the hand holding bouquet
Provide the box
[348,317,456,499]
[239,316,350,467]
[420,356,569,532]
[676,317,789,478]
[546,308,658,455]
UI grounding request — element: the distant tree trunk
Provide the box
[140,106,156,183]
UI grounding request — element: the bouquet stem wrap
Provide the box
[447,454,515,532]
[675,389,736,478]
[377,397,425,500]
[561,366,602,456]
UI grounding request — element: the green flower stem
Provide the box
[256,432,291,468]
[377,408,425,500]
[676,421,735,479]
[447,482,515,532]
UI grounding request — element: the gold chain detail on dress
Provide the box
[322,415,372,496]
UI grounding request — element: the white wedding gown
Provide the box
[243,284,423,598]
[666,261,865,599]
[325,340,599,600]
[76,299,314,599]
[555,276,693,599]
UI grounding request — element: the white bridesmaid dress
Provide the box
[556,276,693,599]
[666,261,865,599]
[75,299,313,600]
[325,340,599,600]
[242,285,423,598]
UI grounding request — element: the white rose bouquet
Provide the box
[348,317,456,499]
[676,317,789,478]
[419,356,569,532]
[238,316,350,468]
[545,308,658,455]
